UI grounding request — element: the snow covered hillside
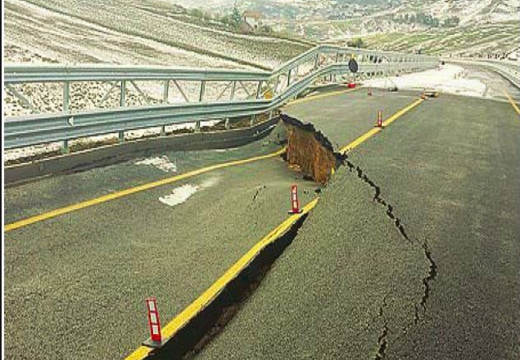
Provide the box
[3,0,310,69]
[170,0,519,57]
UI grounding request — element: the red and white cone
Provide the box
[376,110,383,128]
[144,297,162,347]
[288,185,302,214]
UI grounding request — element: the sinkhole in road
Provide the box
[280,113,344,185]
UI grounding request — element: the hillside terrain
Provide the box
[3,0,519,66]
[3,0,310,69]
[173,0,520,57]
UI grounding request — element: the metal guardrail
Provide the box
[4,45,438,149]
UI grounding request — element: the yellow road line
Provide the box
[124,197,319,360]
[4,148,286,233]
[504,91,520,115]
[286,86,360,106]
[340,98,424,153]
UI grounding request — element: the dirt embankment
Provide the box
[281,114,343,185]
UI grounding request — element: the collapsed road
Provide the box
[196,91,520,360]
[4,85,520,360]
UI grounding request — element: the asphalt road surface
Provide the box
[197,93,520,360]
[4,139,319,359]
[463,64,520,101]
[4,86,519,360]
[284,87,420,149]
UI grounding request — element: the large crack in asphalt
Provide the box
[346,160,413,244]
[158,117,438,359]
[278,114,438,357]
[280,114,438,355]
[342,155,438,357]
[419,239,438,314]
[375,294,390,360]
[156,214,310,360]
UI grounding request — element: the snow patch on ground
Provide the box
[200,177,220,189]
[135,155,177,173]
[4,143,63,163]
[158,177,219,207]
[213,147,239,152]
[4,121,226,164]
[159,184,198,207]
[363,64,488,98]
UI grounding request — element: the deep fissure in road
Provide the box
[151,117,439,359]
[150,214,310,360]
[279,114,439,351]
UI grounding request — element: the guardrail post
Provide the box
[195,121,201,133]
[256,81,263,99]
[274,75,280,95]
[161,125,166,136]
[199,81,206,102]
[118,131,125,143]
[62,139,69,154]
[120,80,126,107]
[230,81,236,100]
[163,80,169,103]
[63,81,70,113]
[287,69,292,87]
[250,114,256,127]
[314,53,320,69]
[225,118,230,130]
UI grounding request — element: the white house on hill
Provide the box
[242,10,263,30]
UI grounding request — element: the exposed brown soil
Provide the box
[281,113,341,185]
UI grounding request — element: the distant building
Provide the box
[242,10,262,30]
